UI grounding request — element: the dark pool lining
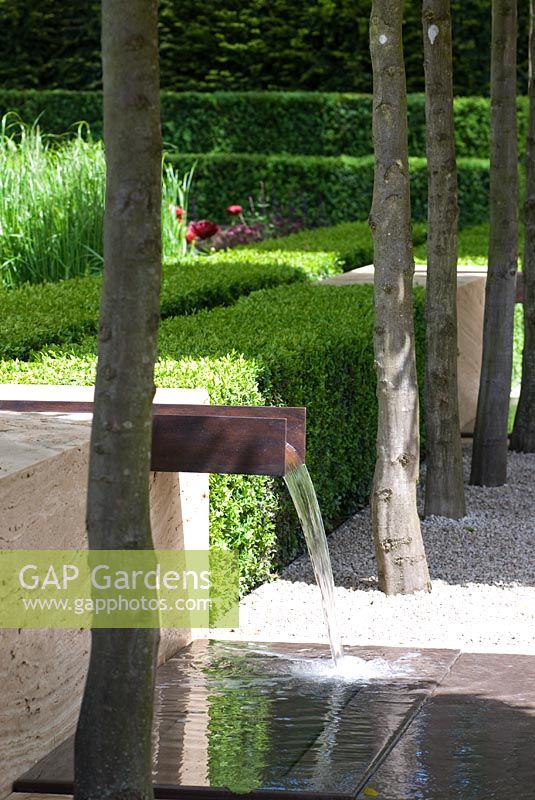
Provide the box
[352,650,463,797]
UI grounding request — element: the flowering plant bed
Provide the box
[167,168,302,257]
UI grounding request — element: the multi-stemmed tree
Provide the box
[74,2,162,799]
[369,0,431,595]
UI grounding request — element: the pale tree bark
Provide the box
[470,0,518,485]
[511,0,535,452]
[369,0,431,595]
[74,2,162,799]
[422,0,466,518]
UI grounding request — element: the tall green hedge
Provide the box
[0,282,426,590]
[166,153,491,227]
[0,0,528,95]
[0,90,528,159]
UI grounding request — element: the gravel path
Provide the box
[219,450,535,654]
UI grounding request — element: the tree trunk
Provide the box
[369,0,431,595]
[510,0,535,452]
[470,0,518,485]
[74,3,162,799]
[422,0,466,518]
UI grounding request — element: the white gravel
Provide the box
[218,450,535,654]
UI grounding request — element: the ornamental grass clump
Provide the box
[0,116,105,287]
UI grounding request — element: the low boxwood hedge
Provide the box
[0,348,277,592]
[252,220,427,271]
[1,217,436,362]
[0,282,426,591]
[167,153,491,228]
[0,252,342,361]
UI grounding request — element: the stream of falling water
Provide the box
[284,446,344,667]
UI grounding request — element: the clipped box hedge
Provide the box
[0,282,426,591]
[0,251,342,361]
[0,90,528,159]
[1,216,432,363]
[252,220,427,270]
[0,348,276,592]
[167,153,490,228]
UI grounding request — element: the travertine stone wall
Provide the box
[322,265,486,433]
[0,386,209,799]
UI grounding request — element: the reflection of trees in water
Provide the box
[152,659,210,787]
[154,649,273,792]
[205,660,418,795]
[155,646,535,797]
[204,654,357,793]
[207,681,272,793]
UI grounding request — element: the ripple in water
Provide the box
[234,643,418,682]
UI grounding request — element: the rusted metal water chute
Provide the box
[0,399,306,476]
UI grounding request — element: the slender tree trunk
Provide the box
[470,0,518,485]
[511,0,535,452]
[369,0,431,595]
[422,0,466,518]
[74,3,162,799]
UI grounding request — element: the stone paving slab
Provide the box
[355,651,535,799]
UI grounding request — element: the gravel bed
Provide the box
[219,450,535,653]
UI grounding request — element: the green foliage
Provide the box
[170,153,373,228]
[157,283,383,561]
[0,117,105,286]
[0,254,342,360]
[167,153,491,228]
[208,248,344,280]
[0,283,426,590]
[415,224,493,266]
[0,0,101,90]
[0,91,103,136]
[161,92,375,157]
[415,221,526,266]
[0,276,101,360]
[0,120,347,287]
[403,0,528,97]
[0,1,528,95]
[512,305,524,392]
[1,91,528,159]
[252,220,427,271]
[3,117,466,288]
[452,97,528,159]
[207,671,271,794]
[407,95,528,159]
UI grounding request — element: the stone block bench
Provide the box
[322,264,487,434]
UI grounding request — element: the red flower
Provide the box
[189,220,219,240]
[186,224,197,243]
[175,206,184,220]
[227,204,243,216]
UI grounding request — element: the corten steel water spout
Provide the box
[0,399,306,476]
